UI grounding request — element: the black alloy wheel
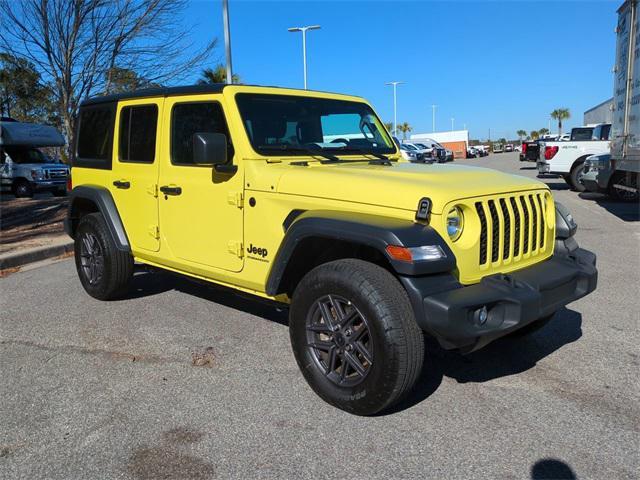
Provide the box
[305,294,373,387]
[79,231,104,286]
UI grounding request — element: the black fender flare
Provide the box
[65,185,130,252]
[265,210,456,296]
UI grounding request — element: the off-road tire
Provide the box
[74,212,133,300]
[509,312,555,338]
[569,162,586,192]
[13,179,33,198]
[289,259,424,415]
[608,172,639,202]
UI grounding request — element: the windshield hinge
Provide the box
[227,191,243,208]
[228,241,244,258]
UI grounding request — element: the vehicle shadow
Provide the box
[519,166,537,170]
[543,181,571,191]
[383,307,582,414]
[530,458,577,479]
[121,269,288,326]
[578,191,639,222]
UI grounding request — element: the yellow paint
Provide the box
[72,85,556,299]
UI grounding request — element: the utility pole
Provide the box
[431,104,437,132]
[288,25,321,89]
[451,117,455,131]
[222,0,233,84]
[385,81,404,136]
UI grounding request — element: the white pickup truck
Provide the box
[537,123,611,191]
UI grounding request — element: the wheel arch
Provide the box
[571,154,592,172]
[265,210,456,297]
[66,185,130,252]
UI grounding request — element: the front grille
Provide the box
[45,168,68,179]
[476,192,549,266]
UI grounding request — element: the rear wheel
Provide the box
[289,259,424,415]
[608,172,639,202]
[74,212,133,300]
[569,161,586,192]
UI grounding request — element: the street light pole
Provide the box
[451,117,455,131]
[431,104,437,132]
[288,25,321,89]
[222,0,233,84]
[385,81,404,136]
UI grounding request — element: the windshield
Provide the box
[402,144,417,151]
[235,93,395,156]
[3,146,49,164]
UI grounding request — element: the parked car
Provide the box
[467,146,478,158]
[400,143,426,162]
[413,140,447,163]
[493,143,504,153]
[537,123,611,191]
[444,148,454,162]
[505,144,514,152]
[65,83,597,415]
[0,120,69,197]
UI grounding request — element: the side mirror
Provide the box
[193,132,237,174]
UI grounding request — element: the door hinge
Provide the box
[149,225,160,239]
[228,241,244,258]
[148,184,158,198]
[227,191,243,208]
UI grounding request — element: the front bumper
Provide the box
[579,169,601,192]
[33,180,67,191]
[400,247,597,352]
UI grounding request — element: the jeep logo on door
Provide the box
[247,243,268,261]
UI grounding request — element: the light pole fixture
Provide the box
[288,25,321,89]
[385,81,404,136]
[222,0,233,84]
[431,104,437,132]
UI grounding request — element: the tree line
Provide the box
[517,108,571,141]
[0,0,238,161]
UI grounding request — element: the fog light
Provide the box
[474,306,488,325]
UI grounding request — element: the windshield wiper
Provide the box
[334,147,393,164]
[258,144,340,163]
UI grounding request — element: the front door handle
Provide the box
[160,185,182,196]
[113,180,130,189]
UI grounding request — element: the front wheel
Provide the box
[608,172,639,202]
[13,179,33,198]
[289,259,424,415]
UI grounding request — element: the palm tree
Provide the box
[516,129,527,140]
[530,130,539,140]
[198,64,240,84]
[550,108,570,136]
[384,122,393,134]
[538,127,549,137]
[397,122,412,140]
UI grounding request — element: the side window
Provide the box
[119,105,158,163]
[171,102,234,165]
[76,104,115,169]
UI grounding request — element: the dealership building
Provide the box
[584,98,613,125]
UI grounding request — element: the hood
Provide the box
[276,162,546,214]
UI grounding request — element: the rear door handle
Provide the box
[160,185,182,196]
[113,180,130,189]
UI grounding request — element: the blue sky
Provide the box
[182,0,619,140]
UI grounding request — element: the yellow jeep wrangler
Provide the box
[66,84,597,415]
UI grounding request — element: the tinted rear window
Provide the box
[76,104,115,169]
[119,105,158,163]
[571,128,593,141]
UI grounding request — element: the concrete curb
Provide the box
[0,241,74,270]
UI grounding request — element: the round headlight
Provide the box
[446,206,464,241]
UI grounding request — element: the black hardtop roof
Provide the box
[80,84,364,107]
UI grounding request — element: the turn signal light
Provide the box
[386,245,413,262]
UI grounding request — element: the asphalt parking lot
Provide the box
[1,152,638,479]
